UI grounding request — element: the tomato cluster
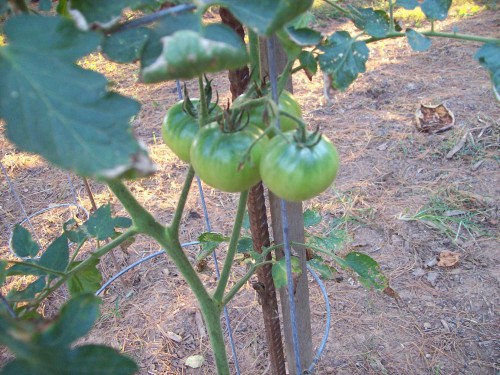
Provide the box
[162,93,339,201]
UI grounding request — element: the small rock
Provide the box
[426,257,438,268]
[424,322,432,330]
[427,272,439,286]
[165,331,182,343]
[413,268,426,277]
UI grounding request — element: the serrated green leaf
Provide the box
[307,228,347,254]
[6,260,45,277]
[0,16,153,179]
[63,219,89,244]
[196,242,220,262]
[85,205,120,240]
[420,0,452,20]
[102,27,151,63]
[10,225,39,258]
[318,31,369,90]
[39,235,69,275]
[242,211,250,230]
[308,257,336,279]
[67,259,102,296]
[303,209,322,227]
[343,252,387,290]
[286,27,322,46]
[113,216,133,229]
[141,26,248,82]
[475,43,500,101]
[349,7,390,38]
[395,0,419,10]
[68,0,139,31]
[272,256,302,289]
[7,276,46,301]
[212,0,313,36]
[237,237,254,253]
[39,293,100,347]
[298,50,318,80]
[198,232,230,243]
[406,29,432,51]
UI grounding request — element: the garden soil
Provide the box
[1,7,499,375]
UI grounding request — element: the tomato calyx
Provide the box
[291,124,323,148]
[182,76,220,119]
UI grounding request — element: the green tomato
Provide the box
[162,99,211,163]
[235,90,302,137]
[259,131,340,201]
[190,123,268,192]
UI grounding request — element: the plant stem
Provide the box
[277,58,296,95]
[107,179,231,374]
[322,0,351,16]
[170,167,195,235]
[248,29,261,84]
[222,260,274,306]
[198,75,209,125]
[364,31,500,45]
[213,190,249,303]
[7,261,66,278]
[388,0,395,32]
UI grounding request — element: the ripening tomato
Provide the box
[234,90,302,137]
[259,131,339,201]
[190,123,268,192]
[162,100,220,163]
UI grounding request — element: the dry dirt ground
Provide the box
[1,6,499,375]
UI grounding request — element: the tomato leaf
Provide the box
[38,0,53,11]
[39,235,69,275]
[67,259,102,296]
[237,237,254,253]
[7,276,46,301]
[318,31,369,90]
[101,27,151,63]
[342,252,387,290]
[349,7,390,38]
[0,16,153,179]
[212,0,313,36]
[272,256,302,289]
[85,205,131,241]
[286,27,322,46]
[141,25,248,82]
[63,219,89,244]
[303,209,322,228]
[0,0,8,16]
[406,29,432,51]
[198,232,230,243]
[308,257,336,279]
[39,293,100,347]
[68,0,139,31]
[420,0,452,20]
[396,0,419,9]
[11,225,39,258]
[298,51,318,80]
[475,43,500,101]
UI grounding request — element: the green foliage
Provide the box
[475,44,500,101]
[0,294,137,375]
[272,256,302,289]
[406,29,432,51]
[318,31,369,90]
[11,225,39,258]
[67,259,103,296]
[303,209,322,228]
[349,6,391,38]
[102,27,151,63]
[308,257,336,279]
[341,252,388,290]
[0,16,152,179]
[420,0,452,20]
[85,205,132,241]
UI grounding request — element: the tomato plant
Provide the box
[190,122,268,192]
[260,130,340,202]
[0,1,498,375]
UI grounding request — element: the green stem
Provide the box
[388,0,395,32]
[222,260,274,306]
[213,190,249,303]
[277,58,296,95]
[290,241,346,266]
[67,240,86,269]
[198,75,209,125]
[322,0,352,16]
[364,31,500,45]
[170,167,195,235]
[107,179,231,374]
[248,29,261,84]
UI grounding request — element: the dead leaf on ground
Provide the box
[415,103,455,133]
[438,251,460,268]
